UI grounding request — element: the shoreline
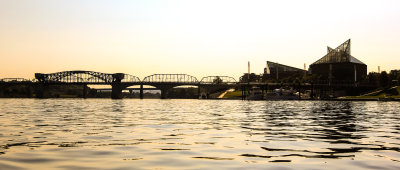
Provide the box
[1,97,399,101]
[214,97,400,101]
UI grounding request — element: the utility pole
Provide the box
[248,61,250,81]
[276,63,279,80]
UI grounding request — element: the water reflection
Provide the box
[0,99,399,169]
[308,101,367,142]
[239,101,400,165]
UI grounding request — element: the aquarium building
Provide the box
[309,39,367,82]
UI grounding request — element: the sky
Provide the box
[1,0,400,80]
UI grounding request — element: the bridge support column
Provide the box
[140,84,144,99]
[111,84,124,99]
[160,89,168,99]
[111,73,126,99]
[197,87,201,99]
[83,84,88,99]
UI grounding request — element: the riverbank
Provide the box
[220,87,400,101]
[339,86,400,101]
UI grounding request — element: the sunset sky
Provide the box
[1,0,399,80]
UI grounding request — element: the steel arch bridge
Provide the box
[121,74,141,83]
[34,71,141,84]
[142,74,199,84]
[33,71,239,85]
[199,76,237,84]
[29,71,240,99]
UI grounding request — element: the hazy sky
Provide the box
[1,0,399,80]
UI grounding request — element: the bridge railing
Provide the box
[35,71,116,83]
[142,74,199,83]
[121,74,141,83]
[20,71,242,85]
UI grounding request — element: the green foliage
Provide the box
[280,73,304,83]
[389,70,400,81]
[239,73,260,83]
[345,86,400,99]
[166,87,197,99]
[380,71,389,87]
[0,85,33,98]
[367,72,379,85]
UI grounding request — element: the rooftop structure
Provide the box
[309,39,367,82]
[311,39,364,65]
[265,61,306,80]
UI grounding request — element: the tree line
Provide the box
[239,70,400,88]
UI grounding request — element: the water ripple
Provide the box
[0,99,399,169]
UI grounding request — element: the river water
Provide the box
[0,99,399,170]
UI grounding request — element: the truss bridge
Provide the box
[31,71,238,99]
[1,70,378,99]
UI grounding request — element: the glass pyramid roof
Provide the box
[311,39,365,65]
[267,61,305,72]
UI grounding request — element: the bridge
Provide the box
[1,70,377,99]
[0,78,32,83]
[32,71,238,99]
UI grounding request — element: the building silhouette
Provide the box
[309,39,367,82]
[264,61,306,80]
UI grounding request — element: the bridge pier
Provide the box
[197,86,208,99]
[111,84,124,99]
[160,88,168,99]
[140,84,144,99]
[197,87,201,99]
[83,84,88,99]
[111,73,126,99]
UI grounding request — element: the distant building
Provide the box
[309,39,367,82]
[264,61,306,80]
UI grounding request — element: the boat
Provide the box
[246,87,264,100]
[264,88,299,100]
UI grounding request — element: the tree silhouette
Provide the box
[379,71,389,87]
[213,76,223,84]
